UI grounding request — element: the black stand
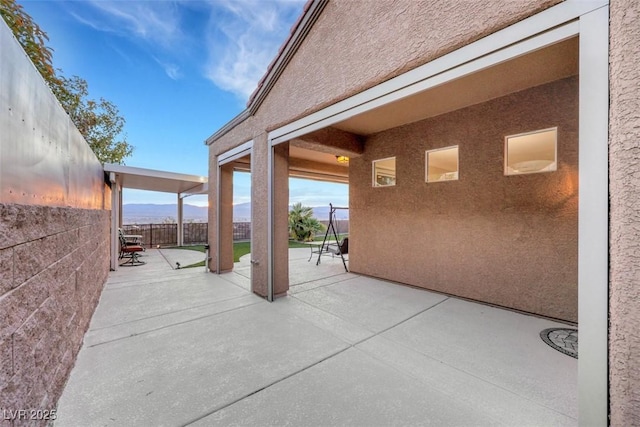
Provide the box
[316,203,348,272]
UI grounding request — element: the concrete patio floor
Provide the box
[55,248,577,426]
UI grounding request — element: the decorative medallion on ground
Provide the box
[540,328,578,359]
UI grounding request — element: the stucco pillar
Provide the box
[609,0,640,424]
[219,162,234,272]
[207,152,234,274]
[207,153,218,272]
[251,134,269,296]
[272,142,289,297]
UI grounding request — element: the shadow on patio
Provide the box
[55,248,577,426]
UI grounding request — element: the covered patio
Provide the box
[54,248,577,425]
[104,163,208,270]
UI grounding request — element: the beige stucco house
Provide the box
[206,0,639,424]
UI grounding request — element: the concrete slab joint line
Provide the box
[182,297,455,425]
[52,249,577,425]
[181,347,351,426]
[88,293,256,332]
[87,300,263,348]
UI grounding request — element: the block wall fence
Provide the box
[0,205,110,419]
[0,20,111,423]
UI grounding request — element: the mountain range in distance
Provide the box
[123,203,348,224]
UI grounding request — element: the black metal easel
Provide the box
[316,203,348,272]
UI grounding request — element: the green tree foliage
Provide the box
[0,0,56,82]
[57,75,132,164]
[288,202,325,242]
[1,0,133,164]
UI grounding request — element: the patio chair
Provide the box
[328,237,348,256]
[118,229,145,258]
[326,237,348,273]
[119,233,145,266]
[119,228,144,246]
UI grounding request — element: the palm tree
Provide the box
[288,202,325,242]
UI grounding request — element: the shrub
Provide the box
[288,202,325,242]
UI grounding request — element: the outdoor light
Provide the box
[336,155,349,164]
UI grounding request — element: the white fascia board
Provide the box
[268,0,606,145]
[103,163,206,184]
[217,140,254,166]
[180,183,208,198]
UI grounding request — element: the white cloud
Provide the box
[66,0,305,98]
[67,1,186,79]
[204,0,305,102]
[153,56,183,80]
[79,1,184,48]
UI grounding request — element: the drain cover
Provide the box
[540,328,578,359]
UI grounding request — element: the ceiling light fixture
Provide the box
[336,155,349,164]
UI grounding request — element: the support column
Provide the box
[272,142,290,298]
[110,176,120,271]
[207,153,218,272]
[118,187,123,228]
[578,6,609,426]
[177,195,184,247]
[251,135,269,296]
[218,162,235,272]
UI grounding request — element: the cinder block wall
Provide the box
[0,204,110,415]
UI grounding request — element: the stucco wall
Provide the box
[211,0,560,155]
[0,21,110,421]
[208,0,562,297]
[609,0,640,424]
[350,77,578,322]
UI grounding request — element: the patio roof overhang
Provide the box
[256,36,578,185]
[103,163,208,197]
[213,37,578,186]
[103,164,209,271]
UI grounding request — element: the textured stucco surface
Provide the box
[609,0,640,424]
[210,0,560,156]
[272,143,290,296]
[251,133,270,296]
[0,204,110,420]
[219,163,235,272]
[208,0,562,300]
[262,0,562,131]
[350,77,578,321]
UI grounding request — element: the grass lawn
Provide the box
[168,235,347,267]
[236,235,347,261]
[164,245,205,268]
[233,241,251,263]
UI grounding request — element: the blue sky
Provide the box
[19,0,348,208]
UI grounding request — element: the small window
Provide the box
[373,157,396,187]
[426,146,459,183]
[505,128,557,175]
